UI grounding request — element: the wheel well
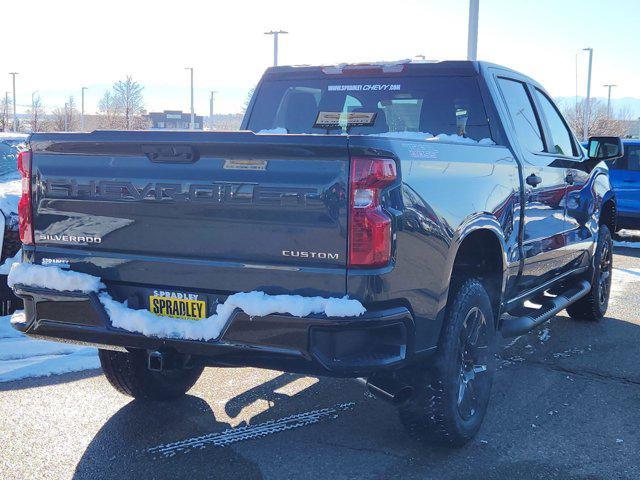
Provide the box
[600,199,616,233]
[450,230,504,321]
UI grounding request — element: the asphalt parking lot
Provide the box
[1,247,639,480]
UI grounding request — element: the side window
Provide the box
[625,145,640,171]
[534,89,576,157]
[607,157,627,170]
[497,78,544,153]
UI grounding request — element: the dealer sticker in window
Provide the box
[313,111,377,129]
[223,159,268,171]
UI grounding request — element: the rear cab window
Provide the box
[246,74,494,143]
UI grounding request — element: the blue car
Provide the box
[608,139,640,230]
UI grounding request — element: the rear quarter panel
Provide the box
[347,136,521,352]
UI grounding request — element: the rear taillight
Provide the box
[17,150,33,245]
[348,157,397,268]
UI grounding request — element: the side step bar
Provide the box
[501,279,591,338]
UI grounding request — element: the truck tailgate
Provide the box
[29,131,349,296]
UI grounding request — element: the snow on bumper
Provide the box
[8,263,366,342]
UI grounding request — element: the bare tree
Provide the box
[562,98,633,139]
[50,98,79,132]
[97,90,123,129]
[0,95,12,132]
[51,107,67,131]
[113,75,145,129]
[27,94,45,132]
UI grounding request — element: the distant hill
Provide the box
[555,96,640,118]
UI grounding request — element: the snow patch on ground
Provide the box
[0,311,99,383]
[0,177,20,215]
[9,263,366,342]
[0,248,21,274]
[0,311,23,339]
[0,348,99,383]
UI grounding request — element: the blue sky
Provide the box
[3,0,639,116]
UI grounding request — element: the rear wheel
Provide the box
[399,278,496,446]
[99,349,204,400]
[566,224,613,322]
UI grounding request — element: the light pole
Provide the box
[264,30,288,66]
[467,0,479,61]
[603,84,616,119]
[64,102,68,132]
[81,86,87,131]
[209,90,217,130]
[3,92,8,132]
[582,47,593,141]
[575,53,579,114]
[31,91,38,132]
[9,72,18,132]
[185,67,194,130]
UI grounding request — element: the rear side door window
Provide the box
[534,89,577,157]
[621,145,640,171]
[628,146,640,171]
[496,78,544,153]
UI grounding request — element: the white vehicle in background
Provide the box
[0,133,27,314]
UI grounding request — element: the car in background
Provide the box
[0,133,28,149]
[0,135,26,314]
[607,139,640,231]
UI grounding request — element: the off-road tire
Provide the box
[399,278,496,447]
[99,349,204,400]
[566,225,613,322]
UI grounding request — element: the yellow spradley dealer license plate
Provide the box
[149,295,207,321]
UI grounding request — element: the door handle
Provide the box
[565,172,575,185]
[526,173,543,187]
[142,145,199,163]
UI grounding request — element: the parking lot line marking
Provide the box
[147,402,356,457]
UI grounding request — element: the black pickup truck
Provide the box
[11,60,623,446]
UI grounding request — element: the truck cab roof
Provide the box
[263,59,541,86]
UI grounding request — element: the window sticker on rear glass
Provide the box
[327,84,401,92]
[223,159,268,171]
[313,111,377,129]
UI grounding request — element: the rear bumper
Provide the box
[12,284,414,378]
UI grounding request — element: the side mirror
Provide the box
[587,136,624,161]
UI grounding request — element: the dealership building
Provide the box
[148,110,204,130]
